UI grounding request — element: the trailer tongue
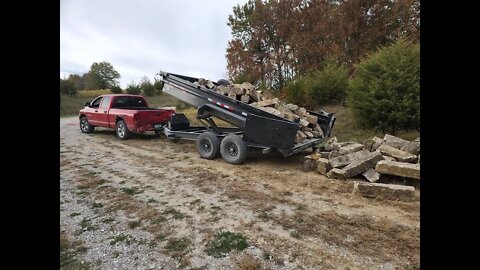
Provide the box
[157,71,336,164]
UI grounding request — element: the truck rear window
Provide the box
[112,97,147,108]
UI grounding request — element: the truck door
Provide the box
[87,96,103,126]
[96,96,111,127]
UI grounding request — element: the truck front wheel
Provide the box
[220,135,247,164]
[80,116,95,133]
[196,132,220,159]
[116,120,132,140]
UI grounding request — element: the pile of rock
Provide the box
[194,79,325,143]
[303,134,420,201]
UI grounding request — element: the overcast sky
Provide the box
[60,0,247,88]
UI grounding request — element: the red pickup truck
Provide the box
[79,94,175,139]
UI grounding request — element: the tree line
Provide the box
[226,0,419,133]
[60,61,163,97]
[226,0,419,90]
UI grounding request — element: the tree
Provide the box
[349,39,420,133]
[153,79,164,95]
[126,81,141,95]
[226,0,420,91]
[110,85,123,94]
[87,61,121,89]
[60,78,77,96]
[308,58,349,106]
[140,76,155,97]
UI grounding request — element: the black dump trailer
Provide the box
[157,71,336,164]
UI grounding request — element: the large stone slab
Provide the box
[375,160,420,179]
[364,136,383,152]
[303,155,319,172]
[362,169,381,183]
[384,134,420,155]
[341,151,384,178]
[353,181,415,201]
[377,144,417,163]
[317,158,331,175]
[255,98,279,107]
[339,143,364,155]
[305,114,318,125]
[326,168,346,179]
[328,149,370,168]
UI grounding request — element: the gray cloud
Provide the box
[60,0,246,87]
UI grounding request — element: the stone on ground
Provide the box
[377,144,417,163]
[341,151,384,178]
[375,160,420,179]
[353,181,415,201]
[339,143,364,155]
[362,169,381,183]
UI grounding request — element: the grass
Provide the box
[60,232,90,269]
[109,233,134,245]
[165,237,192,256]
[120,187,143,196]
[161,208,186,219]
[321,105,420,142]
[128,220,141,229]
[206,231,249,258]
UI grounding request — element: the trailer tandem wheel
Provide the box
[196,132,220,159]
[220,135,247,164]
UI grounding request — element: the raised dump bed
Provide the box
[158,71,336,164]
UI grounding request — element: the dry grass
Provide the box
[321,104,420,142]
[78,89,112,97]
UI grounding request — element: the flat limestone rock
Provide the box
[364,136,383,152]
[353,181,415,201]
[317,158,331,175]
[339,143,364,155]
[341,151,384,178]
[377,144,417,163]
[329,149,370,168]
[384,134,420,155]
[362,168,381,183]
[375,160,420,180]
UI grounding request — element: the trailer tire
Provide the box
[116,120,132,140]
[79,116,95,133]
[196,132,220,159]
[220,135,247,164]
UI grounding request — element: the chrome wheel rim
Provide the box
[80,118,88,131]
[117,123,125,137]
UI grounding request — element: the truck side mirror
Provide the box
[84,102,90,107]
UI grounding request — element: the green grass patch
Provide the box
[128,220,141,229]
[120,187,143,196]
[165,237,192,256]
[91,202,103,209]
[162,208,186,219]
[109,233,134,245]
[206,231,249,258]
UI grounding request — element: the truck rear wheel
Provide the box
[116,120,132,140]
[220,135,247,164]
[196,132,220,159]
[79,116,95,133]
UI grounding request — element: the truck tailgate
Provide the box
[135,109,173,126]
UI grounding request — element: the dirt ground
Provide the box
[60,116,419,269]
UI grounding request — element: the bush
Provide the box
[60,79,77,96]
[110,85,122,94]
[349,39,420,133]
[126,82,141,95]
[285,59,349,108]
[153,80,164,95]
[309,59,349,105]
[285,78,308,106]
[140,76,155,97]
